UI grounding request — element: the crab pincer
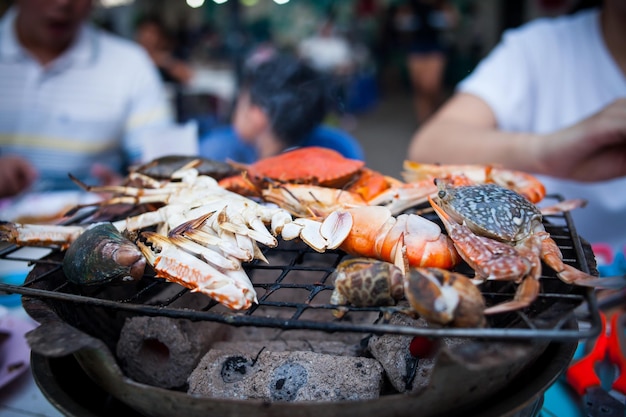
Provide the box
[136,231,257,311]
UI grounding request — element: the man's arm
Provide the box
[408,94,626,182]
[408,93,542,172]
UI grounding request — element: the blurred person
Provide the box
[199,51,364,164]
[135,15,194,86]
[298,18,355,77]
[0,0,173,199]
[408,0,626,255]
[380,0,458,123]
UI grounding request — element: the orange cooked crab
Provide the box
[218,147,392,199]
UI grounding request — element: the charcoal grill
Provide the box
[0,194,602,342]
[0,194,601,417]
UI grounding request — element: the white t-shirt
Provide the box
[458,8,626,252]
[298,36,353,73]
[0,7,173,191]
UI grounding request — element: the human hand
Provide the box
[540,98,626,182]
[0,156,38,198]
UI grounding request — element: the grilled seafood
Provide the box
[430,179,610,314]
[402,161,546,204]
[3,216,260,310]
[136,231,257,310]
[254,153,550,220]
[62,223,146,285]
[0,222,85,250]
[219,147,367,197]
[330,258,405,317]
[329,258,485,328]
[131,155,241,181]
[262,184,368,219]
[338,206,461,270]
[404,268,486,328]
[262,180,445,218]
[1,164,303,310]
[278,204,460,268]
[220,147,435,214]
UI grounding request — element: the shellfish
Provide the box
[62,222,146,285]
[328,257,486,328]
[430,179,617,314]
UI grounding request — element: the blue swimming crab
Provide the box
[428,179,605,314]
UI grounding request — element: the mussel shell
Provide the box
[62,223,146,285]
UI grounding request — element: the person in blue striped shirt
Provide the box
[0,0,173,199]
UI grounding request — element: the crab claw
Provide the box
[536,232,625,289]
[279,211,352,253]
[320,210,353,249]
[136,232,257,310]
[483,275,541,315]
[0,221,85,250]
[404,267,486,328]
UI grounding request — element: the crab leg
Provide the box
[0,222,86,250]
[136,232,257,310]
[536,231,624,289]
[402,161,546,204]
[217,207,277,247]
[483,240,543,315]
[170,212,258,262]
[365,178,438,215]
[281,218,333,252]
[167,234,240,271]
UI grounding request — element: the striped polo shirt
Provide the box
[0,7,173,191]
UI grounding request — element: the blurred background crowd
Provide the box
[0,0,583,138]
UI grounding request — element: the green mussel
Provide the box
[62,223,146,285]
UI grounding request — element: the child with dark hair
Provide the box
[199,51,364,163]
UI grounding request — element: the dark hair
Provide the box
[242,53,333,147]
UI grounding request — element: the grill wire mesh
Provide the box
[0,194,602,343]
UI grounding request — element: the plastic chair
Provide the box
[301,125,365,161]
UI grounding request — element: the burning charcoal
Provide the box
[367,313,471,394]
[210,339,362,357]
[188,349,385,402]
[368,312,550,405]
[220,355,255,383]
[116,316,230,389]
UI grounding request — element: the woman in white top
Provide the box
[408,0,626,255]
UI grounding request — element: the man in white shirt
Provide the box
[0,0,173,198]
[408,1,626,255]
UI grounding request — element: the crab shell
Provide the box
[229,147,365,189]
[435,180,543,243]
